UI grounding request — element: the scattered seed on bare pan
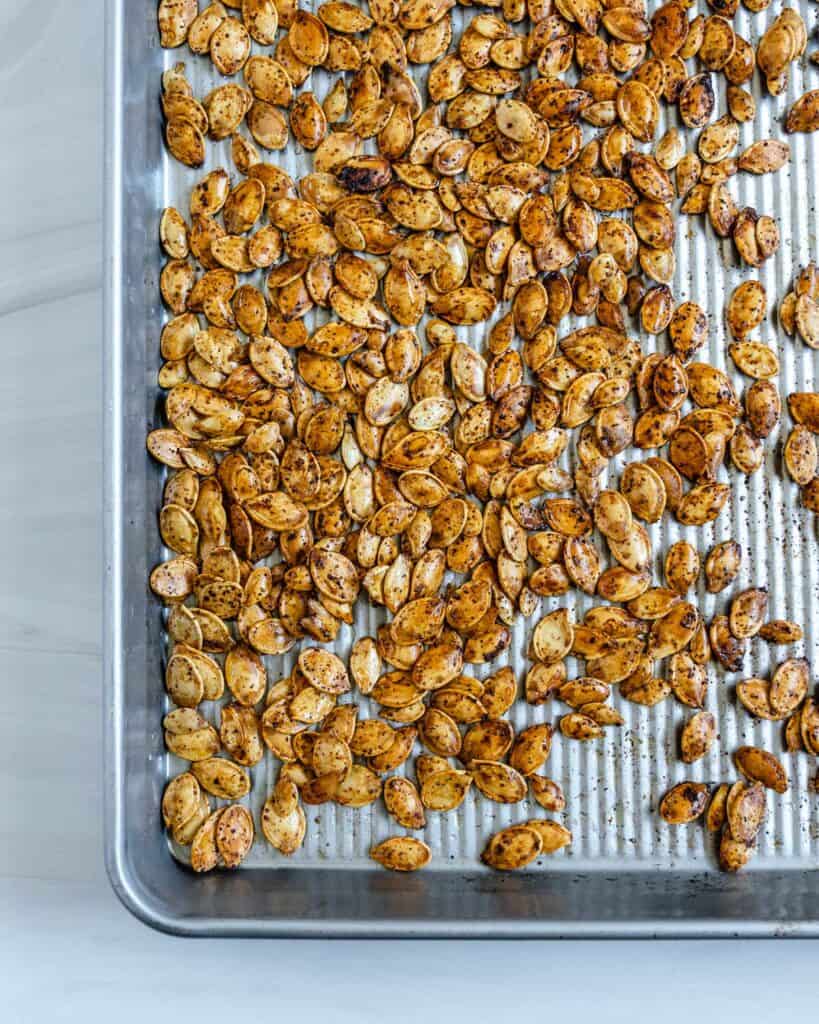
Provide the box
[172,784,211,846]
[415,754,450,788]
[785,90,819,133]
[680,711,716,764]
[731,419,766,475]
[769,658,810,717]
[664,541,699,595]
[459,720,513,767]
[802,479,819,513]
[728,588,768,640]
[676,482,730,527]
[785,709,805,753]
[150,556,198,602]
[481,824,542,871]
[419,707,462,758]
[616,80,659,142]
[729,341,779,381]
[786,423,818,487]
[757,21,795,83]
[165,651,205,708]
[620,462,666,523]
[529,775,566,812]
[726,280,766,338]
[334,764,383,806]
[668,652,708,709]
[738,139,790,175]
[735,746,788,793]
[736,678,783,721]
[594,489,633,543]
[704,540,742,594]
[507,723,553,777]
[759,620,803,645]
[789,392,819,432]
[698,115,739,165]
[645,601,698,661]
[659,781,709,824]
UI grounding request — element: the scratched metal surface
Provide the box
[158,1,819,874]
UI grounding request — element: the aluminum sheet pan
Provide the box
[104,0,819,936]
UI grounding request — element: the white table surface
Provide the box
[2,1,816,1018]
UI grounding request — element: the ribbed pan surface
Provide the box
[159,1,819,873]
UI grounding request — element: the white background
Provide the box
[1,2,816,1018]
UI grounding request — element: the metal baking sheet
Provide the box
[104,0,819,936]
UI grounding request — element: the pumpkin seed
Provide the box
[370,836,431,871]
[659,781,709,824]
[481,825,542,870]
[680,711,716,763]
[383,777,426,829]
[261,781,307,855]
[191,757,251,799]
[735,746,788,793]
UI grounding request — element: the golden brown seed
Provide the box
[158,2,198,48]
[704,540,741,593]
[420,769,472,812]
[668,652,708,709]
[471,760,527,803]
[529,776,566,812]
[719,829,755,873]
[736,678,781,721]
[786,90,819,133]
[481,825,543,871]
[664,541,699,594]
[770,658,810,717]
[659,781,709,824]
[734,746,788,793]
[726,780,766,845]
[524,819,572,854]
[370,837,431,872]
[709,614,746,672]
[726,281,766,338]
[728,589,768,640]
[705,784,729,833]
[678,73,715,129]
[680,711,716,763]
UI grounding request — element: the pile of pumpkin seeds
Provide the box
[152,0,819,874]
